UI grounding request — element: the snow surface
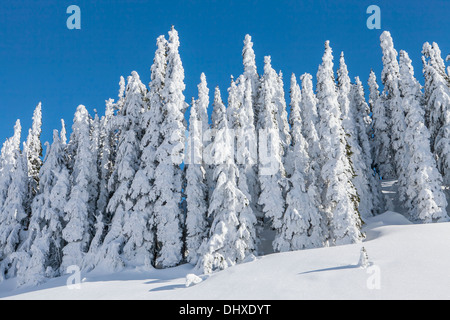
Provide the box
[1,210,450,300]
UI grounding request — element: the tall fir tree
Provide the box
[380,32,413,207]
[205,87,227,197]
[257,56,287,251]
[275,71,291,157]
[124,35,169,269]
[61,105,99,272]
[14,126,70,286]
[25,102,43,202]
[399,50,449,222]
[238,78,259,214]
[227,76,259,219]
[196,89,257,274]
[0,147,28,281]
[84,99,117,270]
[379,31,404,181]
[369,70,392,181]
[184,75,210,264]
[274,74,324,252]
[299,73,322,187]
[316,41,363,245]
[242,34,260,128]
[351,77,385,214]
[422,42,450,186]
[98,72,148,271]
[0,120,22,212]
[337,53,375,218]
[152,26,187,268]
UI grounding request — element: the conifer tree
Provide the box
[15,127,70,286]
[184,76,209,264]
[352,77,385,214]
[196,89,256,274]
[337,53,374,218]
[227,76,259,218]
[275,71,291,156]
[257,56,287,246]
[380,31,404,180]
[205,87,227,195]
[299,73,321,186]
[274,74,324,251]
[238,78,259,211]
[123,35,168,269]
[351,77,374,172]
[84,99,116,270]
[61,105,99,272]
[99,72,148,271]
[0,138,28,281]
[399,50,449,222]
[0,120,22,211]
[242,34,260,126]
[152,26,187,268]
[369,70,392,180]
[25,102,43,200]
[422,42,450,186]
[316,41,363,245]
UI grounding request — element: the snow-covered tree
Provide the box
[227,76,259,219]
[84,99,116,270]
[205,87,227,195]
[368,72,380,157]
[0,120,22,211]
[117,36,168,270]
[299,73,321,185]
[274,74,324,252]
[0,141,28,281]
[399,50,449,222]
[90,111,102,209]
[422,42,450,186]
[316,41,363,245]
[196,73,210,135]
[184,78,209,264]
[195,93,257,274]
[239,77,259,208]
[14,127,70,286]
[369,70,393,180]
[242,35,259,101]
[351,77,385,214]
[257,56,287,247]
[337,53,374,218]
[25,102,43,200]
[226,76,240,147]
[61,105,99,272]
[139,34,168,167]
[98,72,148,271]
[380,31,405,181]
[275,71,291,156]
[286,74,305,173]
[152,26,187,268]
[351,77,375,171]
[358,247,370,269]
[242,34,260,127]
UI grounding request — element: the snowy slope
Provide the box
[1,210,450,300]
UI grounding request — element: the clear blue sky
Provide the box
[0,0,448,147]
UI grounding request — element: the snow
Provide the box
[2,28,450,300]
[1,210,450,300]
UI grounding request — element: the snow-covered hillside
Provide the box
[1,210,449,300]
[1,27,450,300]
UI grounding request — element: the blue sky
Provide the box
[0,0,448,147]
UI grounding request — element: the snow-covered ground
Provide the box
[1,208,450,300]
